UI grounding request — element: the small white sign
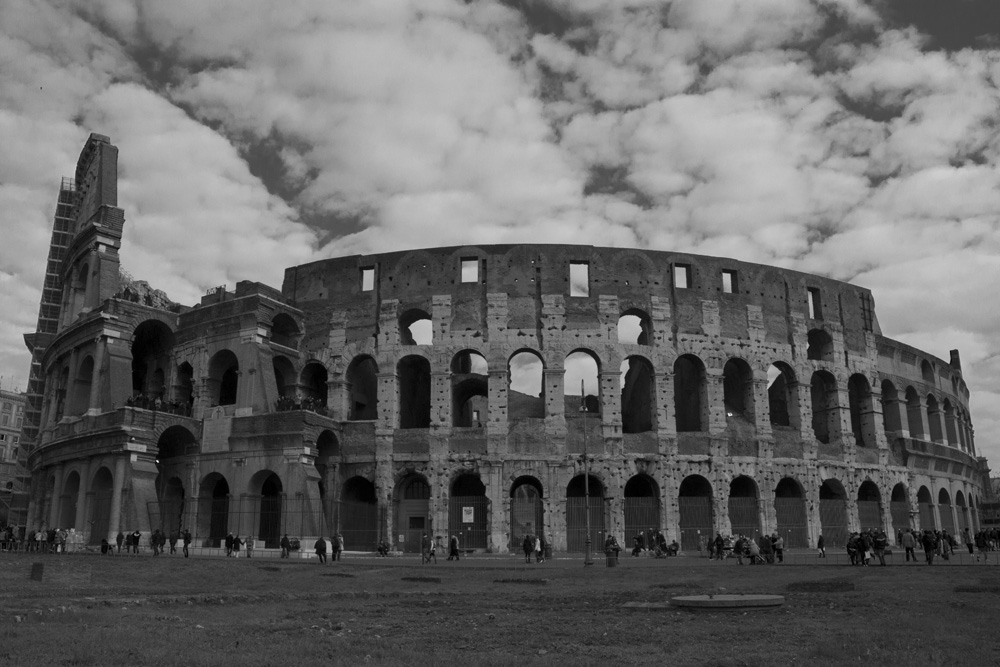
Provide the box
[462,506,474,523]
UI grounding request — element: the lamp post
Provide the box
[581,380,593,566]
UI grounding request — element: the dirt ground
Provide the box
[1,549,998,666]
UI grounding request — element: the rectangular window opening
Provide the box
[360,267,375,292]
[570,262,590,297]
[674,264,691,289]
[807,287,822,319]
[722,270,737,293]
[461,258,479,283]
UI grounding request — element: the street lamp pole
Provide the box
[581,380,593,566]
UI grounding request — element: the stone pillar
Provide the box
[48,463,66,529]
[705,368,726,434]
[107,456,127,541]
[88,335,107,414]
[74,458,91,534]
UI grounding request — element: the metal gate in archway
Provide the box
[623,497,660,547]
[510,495,543,551]
[774,497,808,548]
[857,500,882,532]
[678,496,713,551]
[727,497,759,539]
[449,495,488,550]
[890,501,910,536]
[89,491,113,545]
[918,502,936,531]
[566,497,604,552]
[335,500,384,550]
[939,502,956,534]
[819,499,848,548]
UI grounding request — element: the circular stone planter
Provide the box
[670,594,784,609]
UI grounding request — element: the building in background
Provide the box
[0,388,27,526]
[18,134,992,553]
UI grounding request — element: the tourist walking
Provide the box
[902,529,917,563]
[315,536,327,564]
[232,534,242,558]
[334,533,344,561]
[448,535,460,561]
[817,534,825,558]
[116,531,124,554]
[225,532,234,557]
[280,534,292,559]
[774,534,784,563]
[183,528,192,558]
[246,535,255,558]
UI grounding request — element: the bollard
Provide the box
[605,550,618,568]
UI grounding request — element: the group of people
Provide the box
[843,530,890,566]
[705,532,785,564]
[2,527,73,553]
[313,533,345,563]
[521,533,546,563]
[627,529,679,558]
[223,532,258,558]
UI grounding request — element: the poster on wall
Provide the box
[462,506,474,523]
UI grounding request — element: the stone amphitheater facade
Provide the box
[21,134,989,554]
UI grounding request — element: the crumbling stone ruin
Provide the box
[19,134,988,554]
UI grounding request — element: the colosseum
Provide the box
[18,133,991,555]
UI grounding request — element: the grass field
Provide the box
[1,550,998,666]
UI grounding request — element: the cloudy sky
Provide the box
[1,0,999,465]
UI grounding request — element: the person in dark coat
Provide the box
[182,529,192,558]
[280,534,292,559]
[116,531,124,554]
[448,535,461,561]
[522,534,534,563]
[315,536,327,564]
[921,530,937,565]
[225,532,234,557]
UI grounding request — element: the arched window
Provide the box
[767,363,798,428]
[347,356,378,420]
[400,309,432,345]
[398,355,431,428]
[621,356,655,433]
[208,350,239,406]
[565,350,600,415]
[880,380,901,433]
[452,350,488,427]
[617,309,652,345]
[723,358,754,423]
[810,371,839,444]
[674,354,706,432]
[806,329,834,362]
[508,350,544,419]
[270,313,299,348]
[847,374,873,447]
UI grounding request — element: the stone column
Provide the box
[74,458,91,533]
[107,456,127,542]
[48,463,66,529]
[88,335,107,414]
